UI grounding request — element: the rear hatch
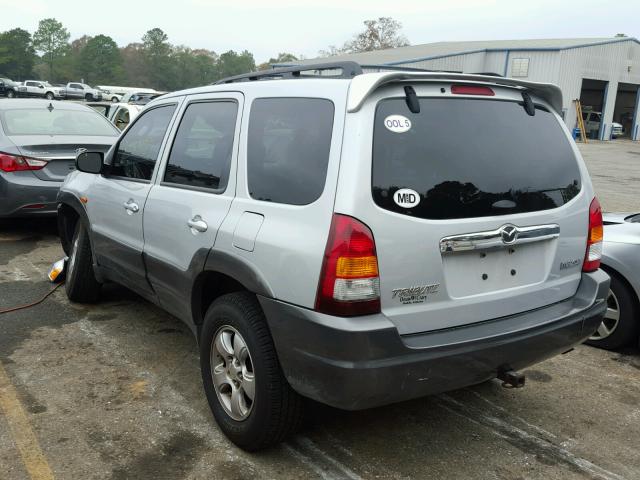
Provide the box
[338,82,590,335]
[10,136,115,181]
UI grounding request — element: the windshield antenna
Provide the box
[404,86,420,114]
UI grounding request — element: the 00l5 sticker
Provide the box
[384,114,411,133]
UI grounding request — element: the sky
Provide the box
[1,0,639,63]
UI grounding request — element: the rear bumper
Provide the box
[260,270,609,410]
[0,171,61,217]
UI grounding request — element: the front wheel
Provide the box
[65,222,101,302]
[200,292,303,451]
[7,90,15,98]
[587,272,639,350]
[45,92,54,100]
[111,96,119,103]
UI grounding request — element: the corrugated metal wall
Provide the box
[557,42,640,137]
[386,40,640,137]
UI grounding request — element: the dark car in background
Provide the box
[0,77,18,98]
[0,99,120,217]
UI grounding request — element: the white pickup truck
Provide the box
[582,110,624,138]
[64,82,103,101]
[16,80,66,99]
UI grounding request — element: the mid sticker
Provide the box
[384,115,411,133]
[394,188,420,208]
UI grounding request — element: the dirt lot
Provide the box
[1,140,639,480]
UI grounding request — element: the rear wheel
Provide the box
[65,222,101,302]
[587,271,639,350]
[200,292,303,451]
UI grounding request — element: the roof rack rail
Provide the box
[214,61,363,84]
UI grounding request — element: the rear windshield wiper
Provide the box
[521,91,535,116]
[404,86,420,114]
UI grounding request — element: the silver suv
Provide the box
[56,62,609,451]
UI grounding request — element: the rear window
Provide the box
[372,97,581,220]
[1,108,118,136]
[247,98,334,205]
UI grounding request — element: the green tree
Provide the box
[258,52,298,70]
[0,28,36,79]
[79,35,123,84]
[141,28,172,89]
[32,18,70,80]
[169,46,217,89]
[215,50,256,80]
[121,42,150,87]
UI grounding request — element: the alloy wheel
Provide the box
[590,289,620,341]
[210,326,255,421]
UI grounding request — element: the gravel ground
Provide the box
[0,140,638,480]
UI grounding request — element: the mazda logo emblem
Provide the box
[500,225,518,244]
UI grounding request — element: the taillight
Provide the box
[583,197,603,272]
[0,152,47,172]
[451,85,495,96]
[315,214,381,316]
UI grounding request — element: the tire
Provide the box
[45,92,54,100]
[111,97,119,103]
[7,90,15,98]
[85,93,92,101]
[65,222,101,302]
[586,271,639,350]
[200,292,303,451]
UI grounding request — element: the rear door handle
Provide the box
[123,199,139,214]
[187,215,208,233]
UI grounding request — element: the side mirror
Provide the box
[76,151,104,174]
[38,85,44,89]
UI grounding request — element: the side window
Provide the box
[164,101,238,191]
[247,98,334,205]
[110,104,176,181]
[114,108,130,129]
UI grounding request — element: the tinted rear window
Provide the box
[372,98,581,220]
[1,108,118,136]
[247,98,334,205]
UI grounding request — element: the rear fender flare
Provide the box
[202,249,274,298]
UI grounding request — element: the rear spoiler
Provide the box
[346,72,563,115]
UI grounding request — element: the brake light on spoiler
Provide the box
[451,85,495,96]
[0,152,47,172]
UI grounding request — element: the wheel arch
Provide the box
[191,251,275,335]
[600,261,640,310]
[56,192,93,256]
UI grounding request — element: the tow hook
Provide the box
[497,369,526,389]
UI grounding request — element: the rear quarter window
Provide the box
[247,97,334,205]
[372,97,581,220]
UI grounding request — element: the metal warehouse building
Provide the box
[281,37,640,140]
